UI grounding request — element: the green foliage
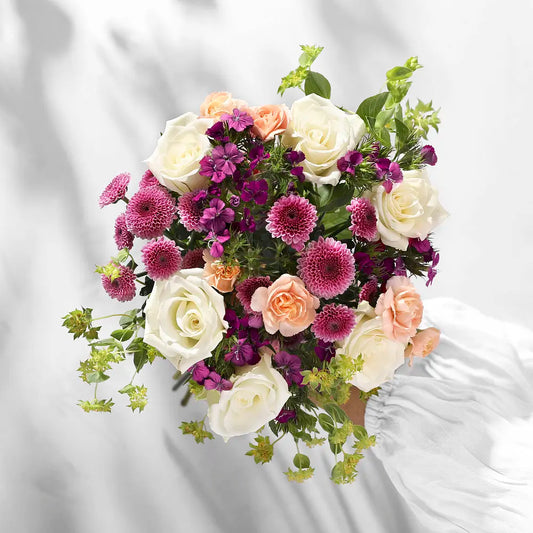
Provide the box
[62,308,100,340]
[119,384,148,412]
[284,467,315,483]
[359,386,380,403]
[246,435,275,464]
[405,99,441,139]
[95,262,121,281]
[179,420,214,444]
[304,71,331,99]
[78,347,124,383]
[78,398,114,413]
[278,44,325,96]
[331,451,364,484]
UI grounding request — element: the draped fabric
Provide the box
[2,1,533,532]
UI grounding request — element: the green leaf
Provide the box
[90,337,122,350]
[386,66,413,81]
[318,182,352,214]
[356,92,389,123]
[329,440,343,454]
[394,118,410,144]
[111,329,134,342]
[352,425,368,441]
[324,403,349,424]
[119,310,138,328]
[374,108,394,131]
[133,349,149,372]
[86,371,110,384]
[318,413,335,433]
[293,453,311,469]
[118,384,135,394]
[304,71,331,99]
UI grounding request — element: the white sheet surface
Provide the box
[1,1,532,532]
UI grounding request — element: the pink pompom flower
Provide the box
[266,195,317,251]
[298,237,355,299]
[235,276,272,313]
[101,265,136,302]
[139,169,160,189]
[114,213,134,250]
[125,186,176,239]
[182,248,206,269]
[141,238,182,280]
[312,304,356,343]
[346,197,377,241]
[177,191,205,232]
[99,172,130,208]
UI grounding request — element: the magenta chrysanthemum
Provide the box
[359,278,378,303]
[114,213,134,250]
[177,191,204,232]
[99,172,130,208]
[312,304,356,342]
[101,265,136,302]
[139,169,159,189]
[235,276,272,313]
[182,248,205,269]
[346,197,377,241]
[266,195,317,251]
[298,237,355,299]
[125,186,176,239]
[141,238,182,280]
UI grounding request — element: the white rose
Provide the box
[146,112,213,195]
[336,306,405,392]
[207,352,290,440]
[143,268,227,372]
[368,167,448,251]
[282,94,366,186]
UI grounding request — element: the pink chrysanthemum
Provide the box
[177,191,205,232]
[298,237,355,299]
[312,304,356,342]
[182,248,206,269]
[141,238,182,280]
[359,278,379,303]
[125,186,176,239]
[266,195,317,251]
[235,276,272,313]
[346,197,377,241]
[101,265,136,302]
[99,172,130,208]
[139,169,160,189]
[114,213,134,250]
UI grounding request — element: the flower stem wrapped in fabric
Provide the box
[63,44,447,484]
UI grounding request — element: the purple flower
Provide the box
[276,408,296,423]
[420,145,438,166]
[224,339,258,366]
[409,237,432,253]
[426,251,440,287]
[204,371,233,392]
[273,351,303,387]
[211,143,245,176]
[241,179,268,205]
[229,195,240,207]
[190,361,210,383]
[337,150,363,174]
[224,308,240,337]
[199,155,226,183]
[285,150,305,165]
[353,252,375,276]
[210,241,224,258]
[208,184,221,197]
[314,340,336,362]
[239,207,256,233]
[221,108,254,132]
[375,158,403,193]
[193,190,208,203]
[206,228,231,258]
[205,121,229,142]
[290,166,305,181]
[393,257,407,276]
[200,198,235,233]
[249,144,269,170]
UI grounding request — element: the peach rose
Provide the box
[203,251,240,293]
[375,276,423,344]
[405,327,441,364]
[250,274,319,336]
[200,92,248,119]
[250,104,290,141]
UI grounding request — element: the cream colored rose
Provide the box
[143,268,227,372]
[368,167,448,251]
[282,94,366,186]
[146,112,213,195]
[207,352,290,440]
[200,92,248,119]
[336,303,405,392]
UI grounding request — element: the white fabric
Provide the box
[366,298,533,532]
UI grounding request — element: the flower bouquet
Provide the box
[63,45,447,484]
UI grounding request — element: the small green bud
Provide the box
[246,435,275,464]
[179,420,214,444]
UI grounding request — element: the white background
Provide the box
[1,1,532,532]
